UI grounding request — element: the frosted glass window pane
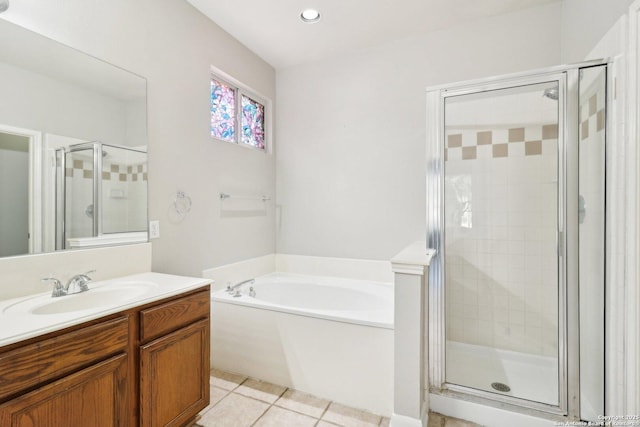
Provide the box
[241,94,265,149]
[210,79,236,142]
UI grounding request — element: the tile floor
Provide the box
[197,369,481,427]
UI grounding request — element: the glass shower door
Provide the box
[63,147,95,246]
[443,80,561,407]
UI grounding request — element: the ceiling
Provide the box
[186,0,560,69]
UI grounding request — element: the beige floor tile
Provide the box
[428,412,446,427]
[198,393,268,427]
[445,418,482,427]
[234,378,287,404]
[254,405,318,427]
[321,402,381,427]
[274,389,330,418]
[379,417,390,426]
[316,422,341,427]
[210,369,247,391]
[199,386,229,414]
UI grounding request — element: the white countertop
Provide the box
[0,272,210,348]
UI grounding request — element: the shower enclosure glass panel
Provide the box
[443,81,560,406]
[101,146,147,234]
[64,148,95,241]
[578,65,606,421]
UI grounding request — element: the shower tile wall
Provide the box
[445,124,558,357]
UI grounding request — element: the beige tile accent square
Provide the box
[234,378,287,404]
[65,168,73,177]
[492,143,508,158]
[210,369,247,391]
[110,164,119,173]
[254,406,317,427]
[73,159,83,169]
[589,94,597,116]
[275,389,330,418]
[581,120,589,140]
[448,134,462,148]
[102,171,111,180]
[199,393,268,427]
[127,165,133,173]
[542,124,558,139]
[476,131,492,145]
[597,109,605,131]
[508,127,524,142]
[321,402,381,427]
[462,146,476,160]
[119,173,127,182]
[132,174,138,182]
[525,140,542,156]
[83,170,93,179]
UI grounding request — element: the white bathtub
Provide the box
[210,272,394,415]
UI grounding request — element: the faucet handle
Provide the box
[42,277,66,297]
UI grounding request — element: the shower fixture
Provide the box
[0,0,9,13]
[543,87,559,100]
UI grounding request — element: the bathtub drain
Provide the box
[491,382,511,392]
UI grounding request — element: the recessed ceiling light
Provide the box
[300,9,321,23]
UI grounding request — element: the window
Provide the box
[210,75,267,150]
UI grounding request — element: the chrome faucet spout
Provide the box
[65,270,95,294]
[227,278,255,297]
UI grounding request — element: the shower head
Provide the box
[543,87,559,101]
[0,0,9,13]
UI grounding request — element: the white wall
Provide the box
[0,61,128,146]
[560,0,635,63]
[275,3,562,260]
[1,0,276,276]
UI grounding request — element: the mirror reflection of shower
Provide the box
[55,141,148,250]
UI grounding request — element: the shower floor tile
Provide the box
[200,369,480,427]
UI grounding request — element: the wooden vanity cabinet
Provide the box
[0,286,210,427]
[139,289,211,427]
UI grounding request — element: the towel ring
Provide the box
[174,191,192,215]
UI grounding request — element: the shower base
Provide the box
[445,340,558,406]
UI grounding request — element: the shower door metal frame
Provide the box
[426,60,608,420]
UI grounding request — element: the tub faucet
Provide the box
[227,278,255,297]
[65,270,95,295]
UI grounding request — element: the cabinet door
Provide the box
[0,353,128,426]
[140,319,210,427]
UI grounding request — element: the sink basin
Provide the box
[2,281,158,315]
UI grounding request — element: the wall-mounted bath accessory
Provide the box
[220,192,271,202]
[0,0,9,13]
[174,190,192,216]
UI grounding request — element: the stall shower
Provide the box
[427,61,607,422]
[55,142,147,249]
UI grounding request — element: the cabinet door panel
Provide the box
[140,319,210,427]
[0,353,128,426]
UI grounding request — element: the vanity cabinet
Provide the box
[139,290,210,427]
[0,286,210,426]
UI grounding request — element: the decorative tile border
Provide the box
[66,160,147,182]
[445,123,558,161]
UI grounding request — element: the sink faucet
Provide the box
[42,277,67,298]
[42,270,95,298]
[226,278,255,297]
[66,270,95,294]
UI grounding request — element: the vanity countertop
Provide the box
[0,272,210,348]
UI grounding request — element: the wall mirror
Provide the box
[0,19,148,258]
